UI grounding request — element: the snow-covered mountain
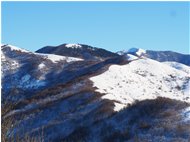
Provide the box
[2,44,83,94]
[117,48,190,66]
[116,47,146,57]
[36,43,119,60]
[2,44,190,142]
[146,50,190,66]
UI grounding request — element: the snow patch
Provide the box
[125,54,138,61]
[36,53,83,63]
[38,63,45,69]
[114,102,126,111]
[1,58,20,74]
[65,44,82,49]
[19,74,46,89]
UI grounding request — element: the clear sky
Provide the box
[2,2,189,54]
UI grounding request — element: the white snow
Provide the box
[38,63,45,69]
[45,54,67,63]
[114,102,126,111]
[1,44,29,53]
[1,51,6,61]
[163,61,190,74]
[1,57,20,73]
[65,44,82,49]
[19,74,46,89]
[127,48,146,57]
[90,58,190,111]
[36,53,83,63]
[1,50,22,79]
[125,54,138,61]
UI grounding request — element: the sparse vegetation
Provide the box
[2,93,190,142]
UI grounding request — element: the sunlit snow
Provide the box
[163,61,190,74]
[90,58,190,111]
[2,44,29,53]
[36,53,83,63]
[65,44,82,48]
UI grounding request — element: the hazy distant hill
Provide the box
[146,50,190,66]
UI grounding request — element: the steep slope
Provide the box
[2,44,190,142]
[36,43,119,60]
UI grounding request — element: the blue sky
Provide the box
[2,2,189,53]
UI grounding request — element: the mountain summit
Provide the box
[36,43,119,60]
[117,47,146,57]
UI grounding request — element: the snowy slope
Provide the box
[36,53,83,63]
[1,44,30,53]
[124,54,138,61]
[1,44,83,90]
[163,61,190,74]
[90,58,190,111]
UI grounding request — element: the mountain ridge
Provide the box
[36,43,119,60]
[117,49,190,66]
[36,43,190,66]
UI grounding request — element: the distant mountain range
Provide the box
[117,48,190,66]
[37,44,190,66]
[146,50,190,66]
[2,43,190,142]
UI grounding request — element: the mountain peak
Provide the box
[117,47,146,57]
[1,44,29,53]
[36,43,119,60]
[127,48,146,56]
